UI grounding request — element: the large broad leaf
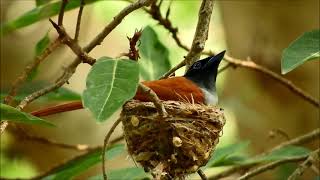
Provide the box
[0,103,54,126]
[42,144,124,180]
[205,141,250,167]
[27,31,51,81]
[82,57,139,122]
[1,0,102,35]
[89,167,150,180]
[281,29,320,74]
[1,84,81,103]
[139,26,171,80]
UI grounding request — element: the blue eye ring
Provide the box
[193,61,202,69]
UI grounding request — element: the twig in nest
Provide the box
[268,128,290,141]
[288,148,320,180]
[102,118,122,180]
[138,83,167,117]
[197,169,208,180]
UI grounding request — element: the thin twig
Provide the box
[184,0,214,70]
[1,38,62,134]
[138,83,167,117]
[58,0,68,26]
[208,128,320,180]
[288,149,320,180]
[198,169,208,180]
[238,154,309,180]
[74,0,85,41]
[102,118,122,180]
[223,55,320,107]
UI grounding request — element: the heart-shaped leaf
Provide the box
[281,29,320,74]
[0,103,54,127]
[82,57,139,122]
[139,26,171,80]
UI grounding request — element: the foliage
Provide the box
[89,167,150,180]
[42,144,124,180]
[1,0,102,35]
[139,26,171,80]
[0,103,54,127]
[82,57,140,122]
[281,29,320,74]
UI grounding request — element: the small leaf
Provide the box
[43,144,124,180]
[281,29,320,74]
[206,141,250,167]
[139,26,171,80]
[89,167,150,180]
[82,57,139,122]
[35,31,50,56]
[1,84,81,102]
[0,103,54,126]
[1,0,102,35]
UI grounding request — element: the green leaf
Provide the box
[281,29,320,74]
[35,31,50,56]
[139,26,171,80]
[206,141,250,167]
[82,57,139,122]
[248,145,310,163]
[43,144,124,180]
[0,103,54,127]
[36,0,54,7]
[1,0,102,35]
[89,167,150,180]
[1,84,81,103]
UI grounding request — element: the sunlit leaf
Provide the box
[205,141,250,167]
[281,29,320,74]
[82,57,139,122]
[43,144,124,180]
[1,0,102,35]
[139,26,171,80]
[89,167,150,180]
[0,103,54,127]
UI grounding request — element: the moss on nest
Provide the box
[121,100,226,179]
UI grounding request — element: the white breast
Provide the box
[201,88,218,105]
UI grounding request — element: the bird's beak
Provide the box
[205,50,226,69]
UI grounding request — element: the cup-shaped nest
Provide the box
[121,100,226,179]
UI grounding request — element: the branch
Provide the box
[102,118,122,180]
[74,0,85,41]
[288,149,320,180]
[198,169,208,180]
[58,0,68,26]
[184,0,214,70]
[83,0,154,53]
[223,55,320,107]
[238,154,309,180]
[208,128,320,179]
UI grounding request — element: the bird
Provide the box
[31,51,225,117]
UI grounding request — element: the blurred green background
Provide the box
[0,0,319,179]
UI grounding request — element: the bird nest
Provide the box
[121,100,226,179]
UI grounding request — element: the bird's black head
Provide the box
[184,50,225,91]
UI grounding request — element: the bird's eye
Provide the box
[193,62,202,69]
